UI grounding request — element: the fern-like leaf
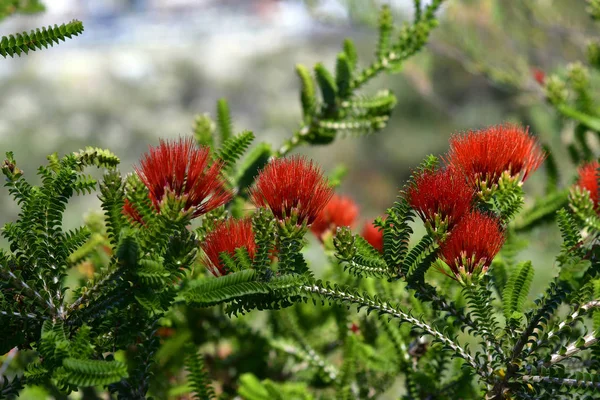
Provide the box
[62,358,128,387]
[216,98,233,145]
[217,130,254,173]
[183,270,265,307]
[185,346,215,400]
[0,20,84,58]
[502,261,534,325]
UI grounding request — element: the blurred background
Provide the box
[0,0,597,291]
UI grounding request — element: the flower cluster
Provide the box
[148,123,543,284]
[200,218,256,277]
[447,124,545,198]
[437,212,505,285]
[132,138,232,219]
[407,167,474,237]
[407,124,543,283]
[249,156,333,226]
[310,194,359,241]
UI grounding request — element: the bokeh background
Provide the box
[0,0,596,354]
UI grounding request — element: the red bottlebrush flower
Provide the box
[438,211,505,284]
[200,218,256,277]
[134,138,232,218]
[123,198,144,224]
[361,220,383,253]
[532,67,546,85]
[575,161,600,211]
[311,194,359,240]
[249,156,333,226]
[447,124,545,193]
[407,167,474,235]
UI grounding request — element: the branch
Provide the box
[536,300,600,347]
[301,283,481,372]
[544,332,599,367]
[0,269,57,317]
[522,374,600,390]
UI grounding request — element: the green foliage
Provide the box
[382,196,414,277]
[513,190,569,232]
[336,233,388,278]
[0,0,44,21]
[217,130,255,173]
[556,208,584,260]
[62,358,128,387]
[405,234,437,284]
[276,1,444,156]
[192,113,215,148]
[5,1,600,398]
[336,334,358,399]
[236,143,272,193]
[238,373,314,400]
[216,98,233,145]
[502,261,534,326]
[296,64,317,119]
[0,19,84,58]
[185,346,215,400]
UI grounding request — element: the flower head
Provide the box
[311,194,359,240]
[249,156,333,226]
[438,211,505,285]
[134,138,232,218]
[200,218,256,277]
[361,220,383,253]
[407,167,474,236]
[532,67,546,85]
[575,161,600,211]
[447,124,545,197]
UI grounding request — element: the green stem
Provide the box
[274,128,307,158]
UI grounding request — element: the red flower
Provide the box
[532,67,546,85]
[249,156,333,225]
[447,124,545,191]
[407,167,474,234]
[311,194,359,240]
[200,218,256,277]
[134,138,232,218]
[575,161,600,211]
[361,220,383,253]
[123,198,144,224]
[438,211,505,284]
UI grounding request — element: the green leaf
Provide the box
[192,113,215,148]
[557,103,600,132]
[502,261,534,322]
[296,64,317,118]
[236,143,272,193]
[314,63,338,108]
[62,358,128,387]
[185,346,216,400]
[0,20,84,58]
[183,270,266,307]
[335,52,353,98]
[217,130,255,173]
[73,147,120,169]
[377,5,394,59]
[342,39,358,72]
[216,98,233,145]
[134,258,170,286]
